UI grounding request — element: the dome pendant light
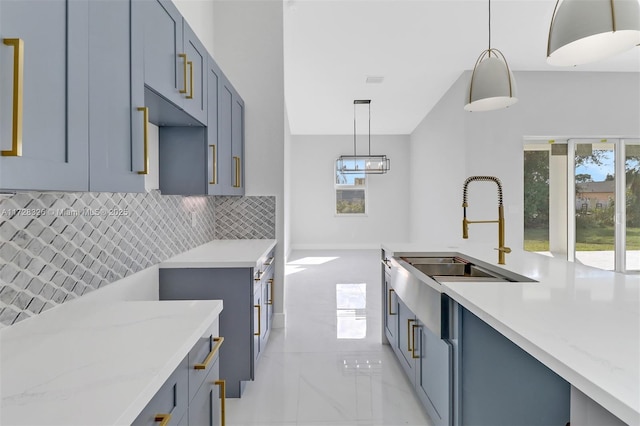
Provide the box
[464,0,518,112]
[547,0,640,66]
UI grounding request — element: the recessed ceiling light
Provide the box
[365,76,384,84]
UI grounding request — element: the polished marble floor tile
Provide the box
[226,250,433,426]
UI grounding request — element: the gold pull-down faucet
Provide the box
[462,176,511,265]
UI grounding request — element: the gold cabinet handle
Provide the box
[194,336,224,370]
[154,413,171,426]
[2,38,24,157]
[214,380,226,426]
[254,270,263,281]
[254,304,261,336]
[264,257,274,266]
[411,324,420,359]
[186,60,194,99]
[209,144,217,184]
[268,278,274,305]
[179,53,188,94]
[232,156,241,188]
[136,107,149,175]
[388,289,396,315]
[407,319,415,352]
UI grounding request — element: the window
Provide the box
[523,138,639,273]
[335,160,367,215]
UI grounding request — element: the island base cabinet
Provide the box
[457,306,570,426]
[132,356,189,426]
[416,324,452,426]
[189,357,223,426]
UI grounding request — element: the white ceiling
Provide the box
[283,0,640,135]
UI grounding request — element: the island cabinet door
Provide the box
[253,283,262,365]
[396,298,417,383]
[383,272,397,346]
[0,0,89,191]
[459,307,570,425]
[416,322,452,426]
[189,356,223,426]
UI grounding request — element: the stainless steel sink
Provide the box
[400,256,515,282]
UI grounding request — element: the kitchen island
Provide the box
[0,299,223,426]
[382,242,639,426]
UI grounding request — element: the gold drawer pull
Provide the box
[407,319,415,352]
[264,257,274,266]
[154,413,171,426]
[179,53,188,94]
[388,289,396,315]
[233,156,241,188]
[209,144,217,184]
[2,38,24,157]
[194,336,224,370]
[411,324,420,359]
[215,379,226,426]
[254,270,263,281]
[268,278,274,305]
[186,60,194,99]
[136,107,149,175]
[254,304,261,336]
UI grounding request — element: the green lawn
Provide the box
[524,226,640,252]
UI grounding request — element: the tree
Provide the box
[576,173,592,183]
[523,151,549,228]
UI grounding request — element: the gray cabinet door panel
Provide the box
[0,0,88,191]
[207,57,225,195]
[88,0,144,193]
[417,324,452,426]
[218,78,233,194]
[159,267,254,398]
[230,94,244,195]
[141,0,184,108]
[397,298,416,382]
[158,126,206,195]
[460,307,570,426]
[188,356,221,426]
[384,273,397,346]
[182,21,207,125]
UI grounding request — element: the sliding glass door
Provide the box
[524,138,639,273]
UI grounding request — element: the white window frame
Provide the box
[335,161,368,216]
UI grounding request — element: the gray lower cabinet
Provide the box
[455,304,570,426]
[0,0,89,191]
[133,334,225,426]
[382,259,396,347]
[159,247,275,398]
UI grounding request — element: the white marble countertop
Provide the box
[160,239,277,268]
[382,241,640,425]
[0,299,223,426]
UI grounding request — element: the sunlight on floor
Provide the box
[288,256,339,265]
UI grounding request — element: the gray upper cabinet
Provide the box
[138,0,185,110]
[0,0,89,191]
[206,57,224,195]
[88,0,145,193]
[182,21,207,125]
[230,82,245,196]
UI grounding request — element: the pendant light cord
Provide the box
[488,0,491,54]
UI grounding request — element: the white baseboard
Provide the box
[290,243,381,251]
[272,313,286,329]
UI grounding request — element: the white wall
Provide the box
[410,71,640,252]
[409,74,467,245]
[290,135,410,249]
[212,0,286,327]
[173,0,215,54]
[284,104,292,260]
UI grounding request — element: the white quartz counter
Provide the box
[382,242,640,425]
[0,299,223,426]
[160,239,277,268]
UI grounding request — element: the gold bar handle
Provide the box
[209,144,217,185]
[154,413,171,426]
[388,289,396,315]
[2,38,24,157]
[179,53,188,94]
[407,319,415,352]
[137,107,149,175]
[264,257,274,266]
[194,336,224,370]
[268,278,274,305]
[233,156,241,188]
[215,380,226,426]
[254,304,261,336]
[411,324,420,359]
[254,270,263,281]
[186,60,193,99]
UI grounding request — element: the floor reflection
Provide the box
[336,283,366,339]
